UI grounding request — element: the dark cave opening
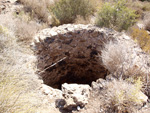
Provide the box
[40,57,108,89]
[34,25,111,89]
[55,70,107,90]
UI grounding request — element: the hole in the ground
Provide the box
[44,59,108,89]
[34,25,111,89]
[38,53,108,89]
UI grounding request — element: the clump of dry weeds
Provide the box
[17,0,53,23]
[0,22,45,113]
[14,19,43,46]
[101,39,149,79]
[101,78,146,113]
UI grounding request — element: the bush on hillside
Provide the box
[95,0,138,31]
[86,77,147,113]
[101,39,148,80]
[17,0,52,23]
[130,27,150,53]
[102,78,145,113]
[14,20,43,46]
[129,1,150,16]
[50,0,96,25]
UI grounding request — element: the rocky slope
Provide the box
[33,24,150,112]
[33,24,150,88]
[0,0,150,112]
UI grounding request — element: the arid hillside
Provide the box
[0,0,150,113]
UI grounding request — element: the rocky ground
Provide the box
[0,0,150,113]
[33,24,150,113]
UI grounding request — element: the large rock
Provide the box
[40,84,63,99]
[61,83,91,110]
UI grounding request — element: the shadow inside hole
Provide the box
[35,28,110,89]
[55,99,85,113]
[42,58,108,89]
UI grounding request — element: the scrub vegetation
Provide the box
[0,0,150,112]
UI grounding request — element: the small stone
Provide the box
[77,106,81,111]
[41,84,62,98]
[50,31,57,36]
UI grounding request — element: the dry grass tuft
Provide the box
[129,1,150,13]
[14,19,43,46]
[126,0,150,19]
[102,78,146,113]
[17,0,53,23]
[0,23,43,113]
[101,39,148,79]
[0,12,45,47]
[87,78,147,113]
[101,40,127,73]
[101,40,133,75]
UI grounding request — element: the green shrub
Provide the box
[50,0,96,25]
[95,0,138,31]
